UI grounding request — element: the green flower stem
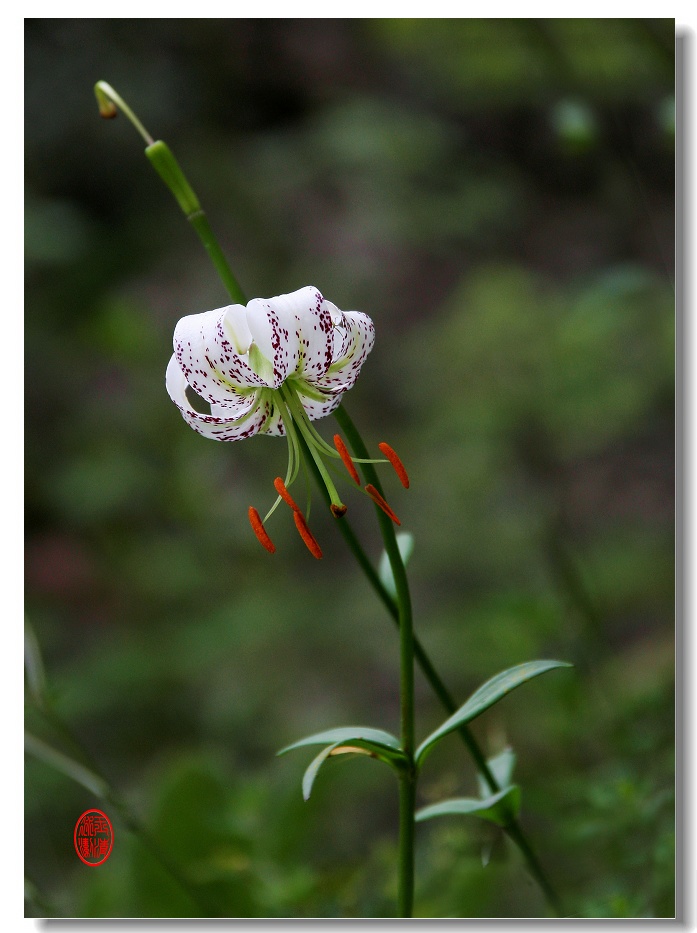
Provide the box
[25,876,61,919]
[94,81,153,144]
[332,406,415,917]
[397,769,416,917]
[333,404,563,918]
[95,82,246,306]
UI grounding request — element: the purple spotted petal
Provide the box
[173,307,270,405]
[166,356,270,441]
[297,387,345,422]
[167,288,375,439]
[245,298,295,387]
[313,309,375,395]
[265,286,334,382]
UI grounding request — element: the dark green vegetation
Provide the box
[25,19,675,918]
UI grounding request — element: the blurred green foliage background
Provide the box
[25,19,675,918]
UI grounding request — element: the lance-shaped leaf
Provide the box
[25,732,109,799]
[477,747,516,799]
[415,660,572,768]
[24,619,47,709]
[416,785,522,828]
[278,726,405,766]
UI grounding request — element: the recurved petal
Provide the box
[315,309,375,393]
[165,356,269,441]
[173,306,269,405]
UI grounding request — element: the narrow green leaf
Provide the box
[477,747,516,799]
[378,531,415,599]
[25,732,109,799]
[416,785,522,828]
[416,660,572,767]
[302,741,397,800]
[278,726,404,763]
[302,742,396,800]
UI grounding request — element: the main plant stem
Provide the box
[95,81,246,306]
[334,406,415,917]
[27,705,216,916]
[390,484,416,919]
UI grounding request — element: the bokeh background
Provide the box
[25,19,675,918]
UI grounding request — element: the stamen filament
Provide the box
[263,393,303,524]
[262,496,283,524]
[274,393,302,487]
[334,434,361,485]
[274,477,301,512]
[365,484,401,526]
[293,511,323,559]
[281,387,341,459]
[248,507,276,553]
[378,442,410,489]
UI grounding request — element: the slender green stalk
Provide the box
[333,406,415,917]
[397,769,416,917]
[28,704,217,917]
[393,517,415,916]
[95,81,154,145]
[94,82,246,305]
[188,209,247,305]
[25,876,61,919]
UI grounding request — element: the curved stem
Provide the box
[30,704,218,917]
[95,81,246,305]
[94,81,154,144]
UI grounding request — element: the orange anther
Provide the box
[248,506,276,554]
[333,434,361,485]
[378,442,410,489]
[364,484,401,525]
[293,510,323,559]
[274,477,301,512]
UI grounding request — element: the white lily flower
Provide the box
[166,285,407,556]
[165,285,374,443]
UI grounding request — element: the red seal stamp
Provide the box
[74,809,113,866]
